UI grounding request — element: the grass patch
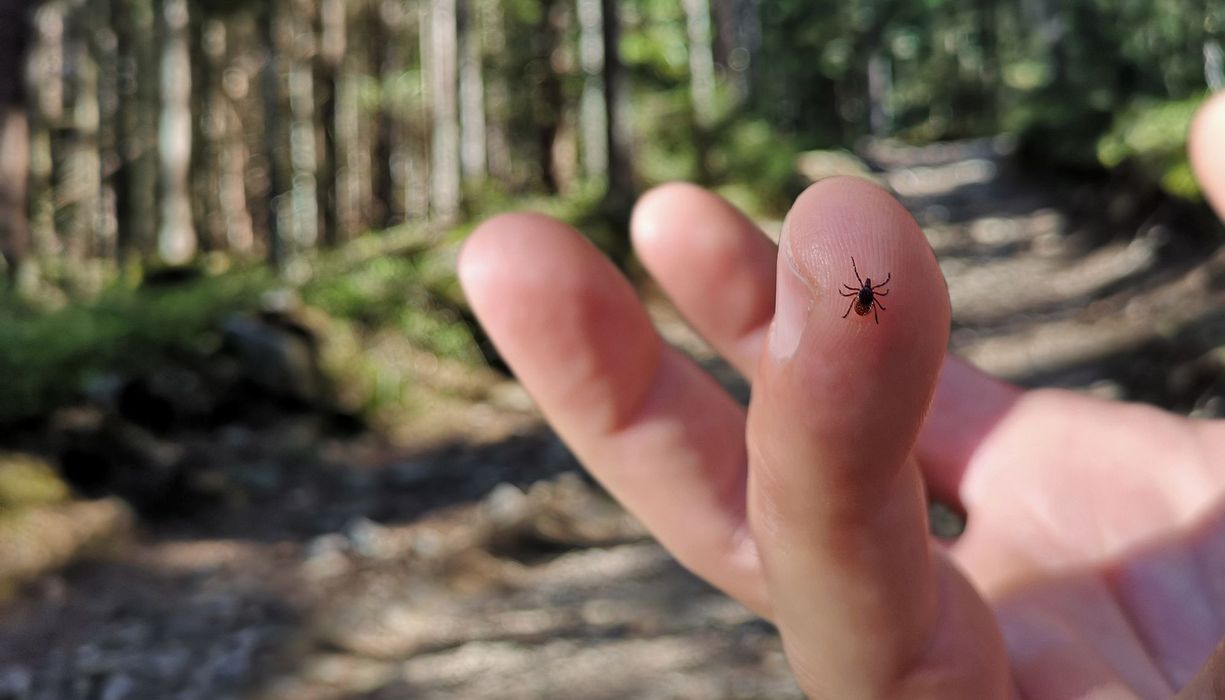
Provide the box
[0,224,493,422]
[0,268,273,421]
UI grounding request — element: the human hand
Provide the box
[457,92,1225,699]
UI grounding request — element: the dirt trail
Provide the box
[2,139,1222,700]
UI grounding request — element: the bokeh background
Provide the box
[0,1,1222,698]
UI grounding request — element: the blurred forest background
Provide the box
[1,0,1225,698]
[0,0,1220,420]
[0,0,1219,287]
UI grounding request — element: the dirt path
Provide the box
[3,138,1223,700]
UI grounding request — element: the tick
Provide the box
[839,257,890,324]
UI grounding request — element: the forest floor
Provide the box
[4,137,1225,700]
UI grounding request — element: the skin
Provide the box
[458,91,1225,698]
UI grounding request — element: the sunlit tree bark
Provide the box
[429,0,460,223]
[458,0,486,183]
[157,0,197,264]
[112,0,159,265]
[481,0,511,184]
[288,0,319,253]
[576,0,606,181]
[533,0,563,193]
[0,0,34,285]
[682,0,716,130]
[259,0,287,268]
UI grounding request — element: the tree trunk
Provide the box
[712,0,758,104]
[1206,39,1224,91]
[533,1,563,193]
[406,5,429,220]
[93,0,119,266]
[192,18,227,253]
[682,0,716,130]
[0,0,33,285]
[157,0,197,264]
[335,2,368,236]
[600,0,632,210]
[481,0,511,184]
[576,0,606,180]
[67,7,103,281]
[369,0,396,228]
[260,1,287,268]
[429,0,461,223]
[683,0,715,181]
[317,0,345,245]
[288,0,319,253]
[458,0,486,183]
[112,0,160,265]
[215,16,253,254]
[867,49,892,135]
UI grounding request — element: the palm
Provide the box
[947,389,1225,696]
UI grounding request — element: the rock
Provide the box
[221,314,326,405]
[0,667,31,700]
[345,517,393,560]
[98,673,135,700]
[303,533,350,580]
[482,484,528,528]
[299,653,397,694]
[485,382,534,412]
[51,418,188,511]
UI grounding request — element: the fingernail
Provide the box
[769,219,811,361]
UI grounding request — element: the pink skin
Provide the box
[459,92,1225,698]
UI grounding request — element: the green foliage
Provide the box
[0,270,271,421]
[0,231,490,422]
[708,117,805,218]
[302,247,481,366]
[1007,95,1114,172]
[1097,96,1207,199]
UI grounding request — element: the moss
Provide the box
[0,453,70,507]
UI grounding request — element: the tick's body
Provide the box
[839,258,891,324]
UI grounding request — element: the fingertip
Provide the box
[459,212,588,306]
[754,174,950,491]
[1190,92,1225,219]
[456,213,503,298]
[632,182,696,241]
[781,174,950,356]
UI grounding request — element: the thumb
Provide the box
[1191,91,1225,222]
[746,178,1009,697]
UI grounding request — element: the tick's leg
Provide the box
[874,299,886,311]
[839,290,856,297]
[873,305,880,324]
[842,284,859,292]
[842,299,855,318]
[872,272,891,289]
[874,288,889,297]
[851,257,863,286]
